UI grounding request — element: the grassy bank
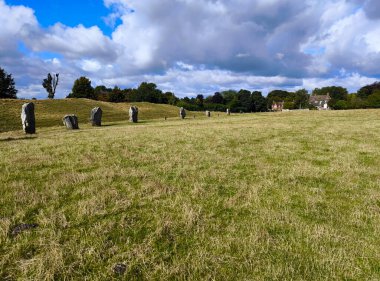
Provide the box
[1,110,380,280]
[0,99,203,132]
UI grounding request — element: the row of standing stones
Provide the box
[21,103,139,134]
[179,108,231,119]
[20,103,231,134]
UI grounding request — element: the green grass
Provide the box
[1,109,380,280]
[0,99,204,132]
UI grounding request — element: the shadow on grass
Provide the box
[0,136,37,142]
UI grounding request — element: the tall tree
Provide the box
[238,89,253,112]
[221,90,237,105]
[195,94,204,108]
[42,73,59,99]
[211,92,224,104]
[0,67,17,99]
[67,76,95,99]
[251,91,267,112]
[357,82,380,99]
[294,89,309,109]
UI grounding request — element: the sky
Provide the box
[0,0,380,99]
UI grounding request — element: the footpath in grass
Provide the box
[0,110,380,280]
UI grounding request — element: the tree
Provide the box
[67,76,95,99]
[0,67,17,99]
[221,90,237,105]
[237,89,253,112]
[294,89,309,109]
[366,90,380,108]
[251,91,267,112]
[195,94,204,108]
[42,73,59,99]
[357,82,380,99]
[267,90,291,107]
[135,82,162,103]
[163,92,178,105]
[211,92,225,104]
[108,86,126,103]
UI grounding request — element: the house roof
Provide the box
[309,93,331,103]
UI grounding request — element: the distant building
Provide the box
[272,101,284,111]
[309,93,331,110]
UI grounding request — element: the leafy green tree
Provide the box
[0,67,17,99]
[94,85,114,101]
[195,94,204,108]
[210,92,225,104]
[267,90,291,107]
[164,92,178,105]
[357,82,380,99]
[237,89,253,112]
[334,100,349,110]
[251,91,267,112]
[227,96,240,112]
[366,90,380,108]
[283,101,295,109]
[108,86,126,103]
[346,94,365,109]
[42,73,59,99]
[67,77,95,99]
[135,82,162,103]
[221,90,237,105]
[294,89,309,109]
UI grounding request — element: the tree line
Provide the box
[1,67,380,111]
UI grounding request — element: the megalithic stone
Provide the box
[226,109,230,115]
[129,106,138,123]
[180,107,186,119]
[63,115,79,129]
[21,102,36,134]
[90,107,102,126]
[206,111,211,117]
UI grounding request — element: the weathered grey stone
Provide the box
[226,109,230,115]
[113,263,127,275]
[21,102,36,134]
[9,223,38,237]
[180,107,186,119]
[63,115,79,129]
[129,106,138,123]
[206,111,211,117]
[90,107,102,126]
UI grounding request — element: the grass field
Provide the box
[1,109,380,280]
[0,99,204,132]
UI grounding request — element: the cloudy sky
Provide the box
[1,0,380,99]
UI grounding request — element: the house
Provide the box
[272,101,284,111]
[309,93,331,110]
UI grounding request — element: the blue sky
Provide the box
[7,0,117,35]
[0,0,380,99]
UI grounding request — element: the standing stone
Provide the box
[63,115,79,129]
[226,109,230,115]
[21,102,36,134]
[180,107,186,119]
[129,106,138,123]
[90,107,102,126]
[206,111,211,117]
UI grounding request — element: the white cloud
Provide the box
[80,59,102,72]
[0,0,379,99]
[25,23,120,62]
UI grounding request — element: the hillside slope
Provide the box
[0,99,200,132]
